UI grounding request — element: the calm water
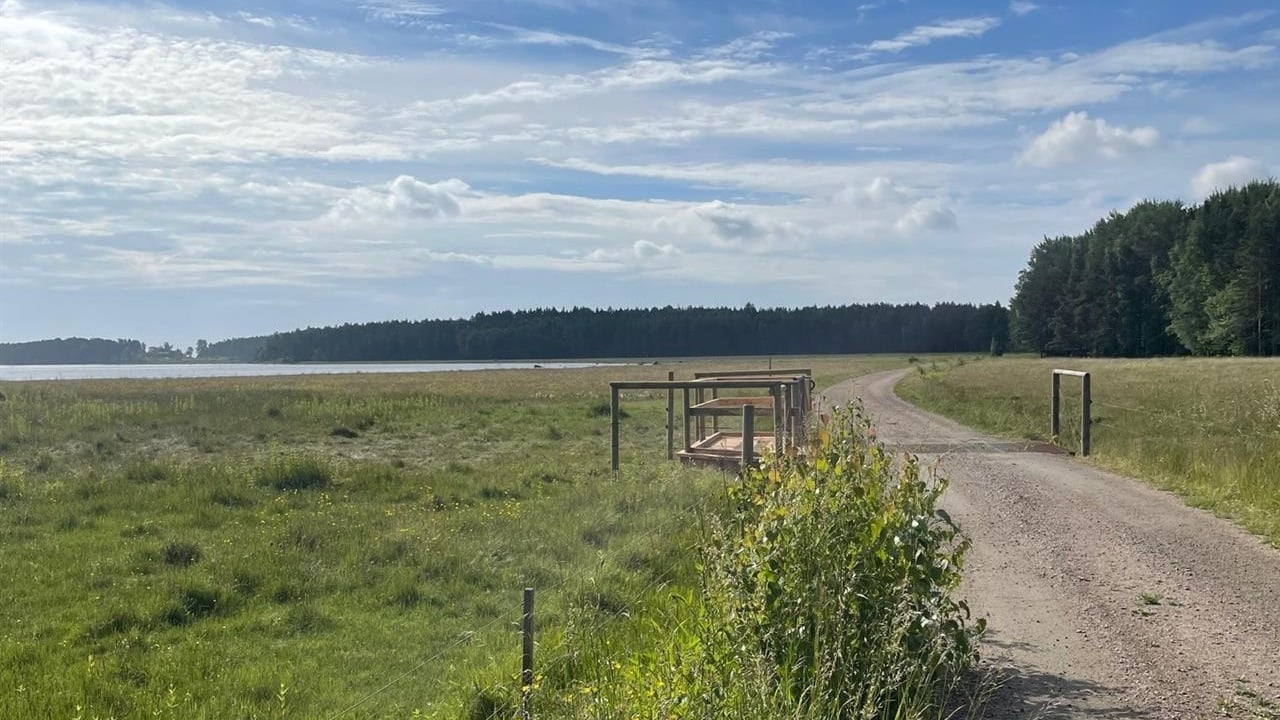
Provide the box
[0,361,625,382]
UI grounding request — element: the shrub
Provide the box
[550,404,982,719]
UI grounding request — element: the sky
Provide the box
[2,0,1278,348]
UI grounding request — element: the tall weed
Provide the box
[548,405,982,719]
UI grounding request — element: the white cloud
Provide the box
[0,8,376,164]
[327,176,470,222]
[664,200,803,251]
[866,16,1001,53]
[472,24,661,58]
[1089,40,1273,74]
[235,12,275,28]
[358,0,445,26]
[704,31,792,60]
[835,176,912,206]
[895,200,958,234]
[632,240,678,259]
[1009,2,1039,17]
[1190,156,1270,198]
[1020,111,1160,166]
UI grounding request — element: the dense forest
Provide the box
[0,338,149,365]
[235,303,1011,362]
[1010,180,1279,357]
[200,335,268,362]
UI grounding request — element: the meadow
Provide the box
[898,356,1280,546]
[0,355,920,719]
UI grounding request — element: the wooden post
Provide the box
[712,387,720,436]
[1081,372,1092,457]
[741,404,754,470]
[696,386,705,442]
[682,387,691,451]
[778,381,788,443]
[521,587,534,720]
[770,384,783,452]
[610,385,620,473]
[1050,372,1061,440]
[666,371,675,460]
[799,377,812,439]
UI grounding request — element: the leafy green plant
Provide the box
[543,404,983,719]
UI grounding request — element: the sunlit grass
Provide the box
[899,356,1280,546]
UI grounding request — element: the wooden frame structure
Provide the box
[608,370,813,472]
[1052,368,1092,456]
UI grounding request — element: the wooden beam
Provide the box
[694,368,812,379]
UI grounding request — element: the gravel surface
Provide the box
[824,370,1280,719]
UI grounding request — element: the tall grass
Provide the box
[899,356,1280,546]
[534,405,983,719]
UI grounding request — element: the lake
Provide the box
[0,361,626,382]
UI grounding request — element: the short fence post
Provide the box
[1050,372,1061,440]
[712,387,720,436]
[521,587,534,720]
[610,385,620,473]
[741,404,755,470]
[1081,372,1092,457]
[770,384,783,452]
[666,371,674,460]
[682,387,691,451]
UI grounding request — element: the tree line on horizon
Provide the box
[1010,180,1279,357]
[208,303,1012,362]
[0,338,202,365]
[0,304,1011,365]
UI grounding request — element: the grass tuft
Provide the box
[164,584,227,625]
[123,458,171,483]
[161,540,202,567]
[255,454,332,491]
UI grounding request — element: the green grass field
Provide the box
[0,355,913,719]
[898,356,1280,546]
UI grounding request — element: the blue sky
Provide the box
[2,0,1277,348]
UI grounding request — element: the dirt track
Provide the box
[824,370,1280,719]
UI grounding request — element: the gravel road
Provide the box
[824,370,1280,719]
